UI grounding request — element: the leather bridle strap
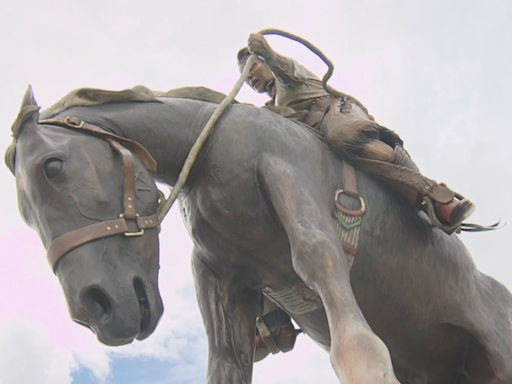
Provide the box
[38,116,158,172]
[39,116,163,273]
[46,214,160,271]
[108,138,137,218]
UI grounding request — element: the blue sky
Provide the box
[73,356,205,384]
[72,359,168,384]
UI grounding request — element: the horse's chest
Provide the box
[181,183,273,250]
[198,171,268,229]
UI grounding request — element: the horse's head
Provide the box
[5,86,164,346]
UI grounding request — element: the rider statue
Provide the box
[236,33,476,362]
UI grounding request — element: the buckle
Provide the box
[64,116,85,128]
[119,213,145,237]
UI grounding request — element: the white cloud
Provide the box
[0,226,112,384]
[0,316,75,384]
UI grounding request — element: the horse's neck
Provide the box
[101,99,213,186]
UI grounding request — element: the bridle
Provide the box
[38,116,167,273]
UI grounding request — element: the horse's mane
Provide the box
[39,85,240,120]
[38,84,306,121]
[5,84,310,175]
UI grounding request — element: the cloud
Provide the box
[0,227,112,384]
[0,316,76,384]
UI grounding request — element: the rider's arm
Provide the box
[260,51,310,87]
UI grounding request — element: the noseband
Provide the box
[38,116,166,273]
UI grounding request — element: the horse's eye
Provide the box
[44,158,64,179]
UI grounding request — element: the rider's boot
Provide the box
[357,140,475,234]
[254,309,301,362]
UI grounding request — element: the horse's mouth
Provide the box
[134,277,151,339]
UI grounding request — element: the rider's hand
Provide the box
[248,33,272,56]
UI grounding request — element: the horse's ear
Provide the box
[11,85,41,139]
[20,85,39,109]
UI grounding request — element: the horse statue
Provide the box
[5,84,512,384]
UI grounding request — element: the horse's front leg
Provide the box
[257,154,400,384]
[191,247,259,384]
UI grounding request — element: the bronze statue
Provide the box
[5,84,511,384]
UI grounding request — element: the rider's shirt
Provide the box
[263,53,328,110]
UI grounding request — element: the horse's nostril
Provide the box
[133,278,151,335]
[84,287,112,323]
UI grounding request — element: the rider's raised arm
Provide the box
[246,33,321,88]
[261,51,310,87]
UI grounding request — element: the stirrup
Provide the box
[423,197,505,235]
[255,316,280,355]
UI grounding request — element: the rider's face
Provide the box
[239,57,274,94]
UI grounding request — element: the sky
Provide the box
[0,0,511,383]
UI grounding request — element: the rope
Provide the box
[256,29,374,120]
[157,28,358,221]
[157,53,257,221]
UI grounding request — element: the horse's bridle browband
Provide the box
[38,116,166,273]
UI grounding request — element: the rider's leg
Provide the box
[311,97,475,234]
[359,139,475,231]
[361,140,418,171]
